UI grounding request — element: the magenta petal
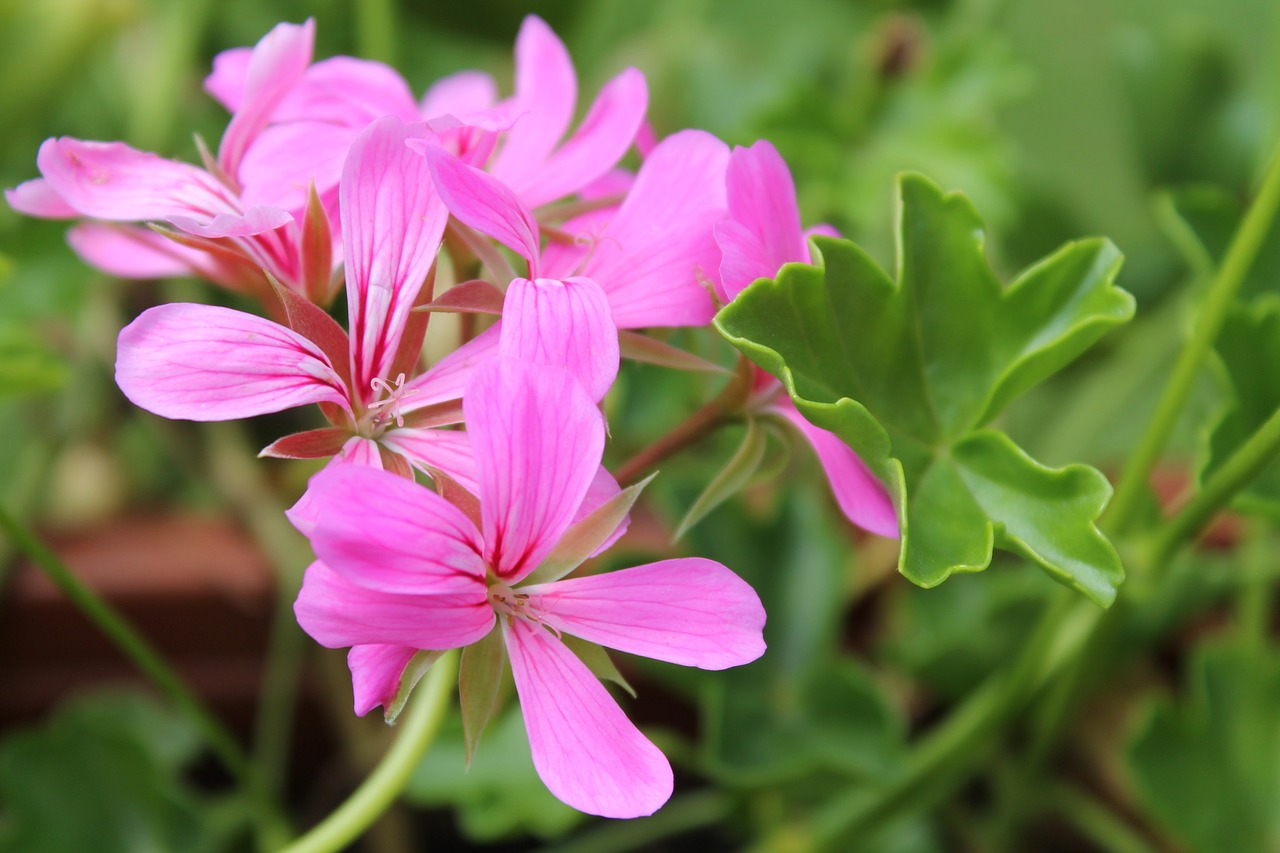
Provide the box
[524,557,766,669]
[205,46,252,111]
[115,303,347,421]
[294,560,492,650]
[341,116,449,399]
[421,144,541,272]
[503,618,672,818]
[67,223,207,279]
[285,437,383,537]
[380,428,480,496]
[421,70,498,118]
[305,464,487,595]
[401,323,500,415]
[499,276,618,402]
[519,67,648,208]
[583,130,729,329]
[717,140,808,302]
[217,19,315,178]
[771,399,898,538]
[348,644,417,717]
[466,358,604,581]
[37,138,234,222]
[237,122,355,211]
[5,178,77,218]
[490,15,576,190]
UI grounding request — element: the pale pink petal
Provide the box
[380,428,479,496]
[401,324,501,414]
[67,223,206,279]
[717,140,808,302]
[805,223,839,240]
[5,177,77,218]
[237,122,357,211]
[523,557,766,670]
[490,16,576,190]
[304,463,486,595]
[37,138,235,222]
[218,19,315,178]
[294,560,492,650]
[520,68,648,208]
[582,130,729,328]
[420,70,498,118]
[204,47,252,111]
[771,399,898,538]
[273,56,417,124]
[285,436,382,537]
[342,117,449,401]
[348,644,417,716]
[421,144,541,273]
[166,205,292,239]
[466,357,603,581]
[115,303,348,421]
[499,276,618,402]
[504,617,672,818]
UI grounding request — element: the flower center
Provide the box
[366,373,418,430]
[488,582,559,636]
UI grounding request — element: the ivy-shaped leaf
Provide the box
[715,174,1133,605]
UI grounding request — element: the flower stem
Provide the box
[1107,138,1280,533]
[277,650,458,853]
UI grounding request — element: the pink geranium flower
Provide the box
[294,356,766,818]
[716,141,898,538]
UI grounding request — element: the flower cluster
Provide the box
[7,16,897,817]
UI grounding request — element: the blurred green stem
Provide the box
[0,502,289,845]
[355,0,398,65]
[278,650,457,853]
[1107,137,1280,533]
[1049,783,1157,853]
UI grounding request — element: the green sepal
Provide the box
[715,173,1131,605]
[674,417,768,540]
[385,650,444,725]
[458,623,506,766]
[522,472,657,586]
[561,634,636,698]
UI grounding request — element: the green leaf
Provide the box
[715,173,1131,605]
[674,418,768,540]
[458,626,504,765]
[1127,641,1280,852]
[0,326,67,397]
[385,650,444,725]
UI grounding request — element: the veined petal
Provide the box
[5,178,77,218]
[37,138,235,222]
[490,15,576,190]
[421,144,541,273]
[401,323,500,414]
[771,399,898,538]
[717,140,808,302]
[503,617,672,818]
[115,303,347,421]
[295,560,492,650]
[218,19,315,178]
[348,644,417,717]
[420,70,498,118]
[305,464,487,595]
[466,358,603,581]
[519,67,648,208]
[380,428,480,496]
[166,205,292,239]
[583,130,729,329]
[342,116,449,400]
[523,557,766,670]
[67,223,209,279]
[499,276,618,402]
[285,437,382,537]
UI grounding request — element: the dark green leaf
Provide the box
[459,627,504,765]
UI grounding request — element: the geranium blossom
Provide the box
[293,356,766,817]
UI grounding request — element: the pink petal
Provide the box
[421,144,541,273]
[348,643,418,716]
[380,428,480,496]
[285,436,383,537]
[294,560,492,650]
[519,67,648,208]
[771,399,898,538]
[523,557,766,669]
[274,56,417,124]
[575,465,629,555]
[304,463,487,595]
[420,70,498,118]
[37,138,235,223]
[499,276,618,402]
[716,140,808,302]
[204,47,252,112]
[490,16,576,190]
[166,206,293,239]
[583,130,729,329]
[67,223,207,279]
[236,122,356,211]
[218,19,315,179]
[342,117,449,401]
[401,324,501,414]
[115,303,348,421]
[503,617,672,818]
[466,357,604,581]
[5,177,77,218]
